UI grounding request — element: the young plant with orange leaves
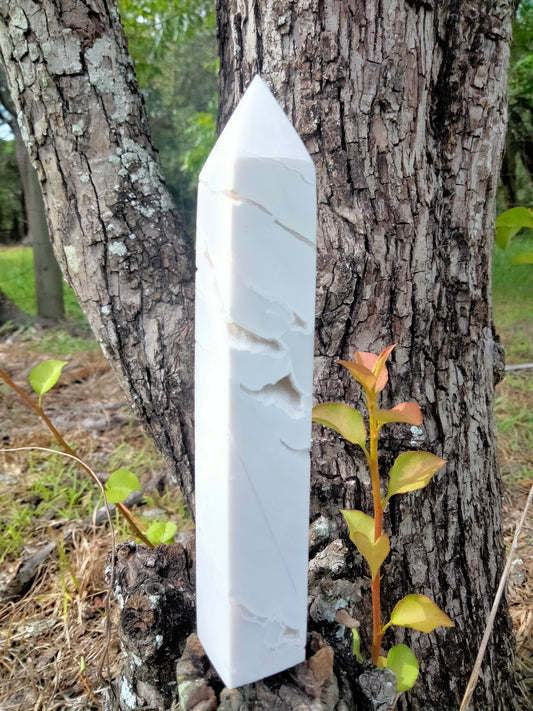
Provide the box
[312,345,453,693]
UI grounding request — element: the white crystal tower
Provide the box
[195,76,316,689]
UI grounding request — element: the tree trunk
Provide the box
[0,285,31,325]
[0,0,196,505]
[104,536,197,711]
[26,146,65,319]
[217,1,516,710]
[5,68,65,318]
[500,133,519,207]
[13,115,30,235]
[0,1,519,710]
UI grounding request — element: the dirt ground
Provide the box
[0,331,180,710]
[0,329,531,710]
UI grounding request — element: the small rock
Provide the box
[141,507,168,521]
[509,557,526,586]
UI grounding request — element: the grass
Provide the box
[0,454,102,562]
[495,370,533,483]
[0,506,33,562]
[0,246,85,321]
[492,230,533,349]
[0,246,98,357]
[29,454,99,518]
[27,326,98,358]
[108,433,167,481]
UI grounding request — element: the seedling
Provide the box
[312,345,453,693]
[0,360,176,548]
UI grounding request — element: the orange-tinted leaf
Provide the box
[339,360,376,392]
[353,345,395,393]
[312,402,367,449]
[375,402,423,428]
[340,509,375,543]
[354,350,378,370]
[374,367,389,394]
[388,594,454,633]
[353,531,390,579]
[385,451,446,502]
[372,344,396,393]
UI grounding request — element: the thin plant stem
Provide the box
[459,480,533,711]
[367,390,384,664]
[370,573,382,665]
[0,365,68,447]
[368,395,383,539]
[0,365,153,548]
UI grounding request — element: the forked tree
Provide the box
[0,1,518,709]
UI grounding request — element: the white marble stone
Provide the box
[194,76,316,689]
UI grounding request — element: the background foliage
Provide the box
[0,137,23,244]
[501,0,533,209]
[118,0,217,232]
[0,0,217,244]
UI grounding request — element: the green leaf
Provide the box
[353,531,390,579]
[29,360,67,407]
[352,628,363,662]
[105,468,141,503]
[340,509,375,542]
[495,207,533,249]
[511,251,533,265]
[312,402,367,449]
[386,645,419,692]
[145,520,178,546]
[387,594,454,633]
[341,510,390,576]
[375,402,423,428]
[384,451,446,503]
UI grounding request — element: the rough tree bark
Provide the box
[216,1,517,710]
[0,1,519,710]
